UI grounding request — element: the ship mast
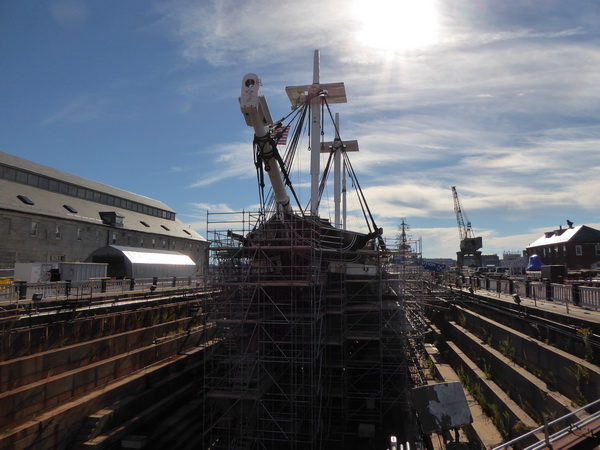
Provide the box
[285,49,349,217]
[310,50,321,216]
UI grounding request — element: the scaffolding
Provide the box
[203,211,428,448]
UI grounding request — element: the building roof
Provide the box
[526,225,600,248]
[1,152,173,213]
[89,245,197,278]
[0,152,206,242]
[99,245,196,266]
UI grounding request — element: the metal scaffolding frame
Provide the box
[203,211,428,448]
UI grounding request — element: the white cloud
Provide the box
[188,141,255,187]
[158,0,600,257]
[40,93,115,127]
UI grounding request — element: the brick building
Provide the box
[525,223,600,270]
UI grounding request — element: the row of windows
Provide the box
[29,220,203,252]
[2,163,175,220]
[541,244,600,257]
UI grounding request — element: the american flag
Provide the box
[271,125,290,146]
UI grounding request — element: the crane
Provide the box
[451,186,483,268]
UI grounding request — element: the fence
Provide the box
[468,276,600,310]
[0,276,205,304]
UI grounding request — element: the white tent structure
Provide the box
[88,245,197,279]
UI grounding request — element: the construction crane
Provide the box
[451,186,483,269]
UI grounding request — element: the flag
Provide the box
[271,125,290,146]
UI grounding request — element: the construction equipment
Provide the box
[451,186,483,268]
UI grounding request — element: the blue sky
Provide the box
[2,0,600,259]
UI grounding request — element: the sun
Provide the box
[353,0,439,53]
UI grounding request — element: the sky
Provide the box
[2,0,600,259]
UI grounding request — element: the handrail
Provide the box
[0,277,206,304]
[492,398,600,449]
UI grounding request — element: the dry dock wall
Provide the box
[0,324,210,430]
[0,317,201,392]
[451,306,600,405]
[1,303,194,361]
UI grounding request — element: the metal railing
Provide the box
[0,276,206,305]
[467,276,600,311]
[492,398,600,450]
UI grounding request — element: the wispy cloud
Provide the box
[158,0,600,257]
[40,93,115,127]
[187,141,255,188]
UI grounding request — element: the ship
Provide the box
[201,50,428,449]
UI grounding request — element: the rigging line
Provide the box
[261,101,309,216]
[342,148,379,234]
[283,103,309,175]
[322,97,378,233]
[273,143,305,218]
[253,138,267,212]
[280,103,310,214]
[272,100,306,130]
[317,148,335,210]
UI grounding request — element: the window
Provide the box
[152,238,156,248]
[183,229,191,236]
[576,245,582,256]
[563,245,567,256]
[55,225,62,239]
[112,233,117,244]
[140,221,150,227]
[30,221,38,237]
[96,230,102,244]
[4,167,16,180]
[596,244,600,256]
[77,228,82,241]
[161,225,170,231]
[17,195,34,205]
[27,173,39,186]
[1,218,11,235]
[63,204,78,214]
[99,211,124,227]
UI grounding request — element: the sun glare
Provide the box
[353,0,439,53]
